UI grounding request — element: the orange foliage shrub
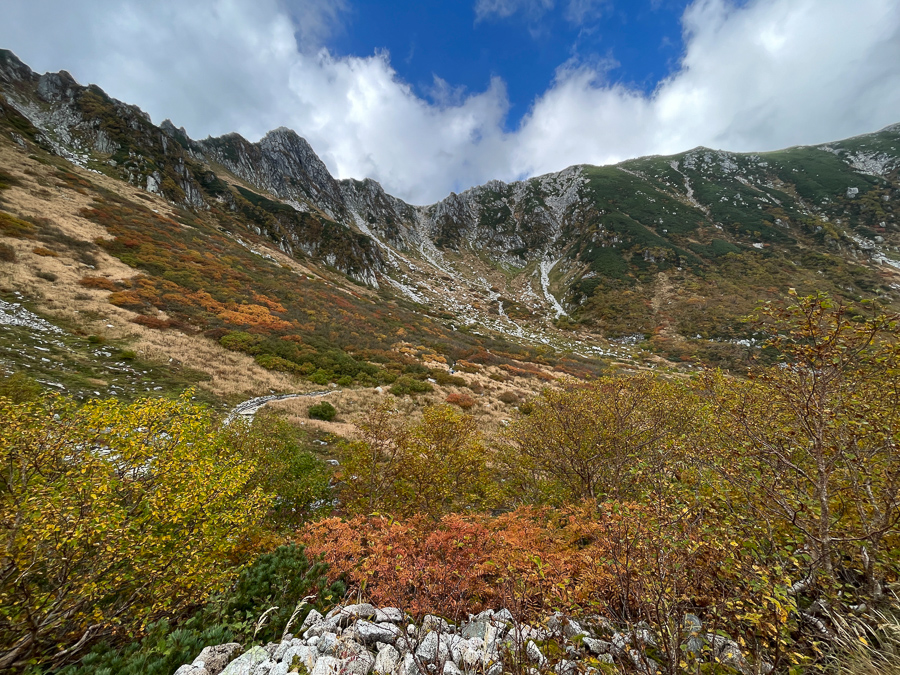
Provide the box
[252,293,288,313]
[455,360,482,373]
[130,315,173,330]
[108,290,147,310]
[32,247,58,257]
[216,303,293,330]
[300,504,661,621]
[445,392,476,410]
[79,276,118,291]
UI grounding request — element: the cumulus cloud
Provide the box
[1,0,899,204]
[512,0,900,179]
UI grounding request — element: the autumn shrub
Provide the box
[300,502,780,634]
[0,393,277,671]
[0,211,34,238]
[430,368,466,387]
[0,242,15,262]
[78,275,119,291]
[705,292,900,603]
[497,390,519,404]
[455,359,482,373]
[338,403,498,517]
[130,314,172,329]
[32,246,57,257]
[445,391,476,410]
[501,374,698,505]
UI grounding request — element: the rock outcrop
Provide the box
[172,605,771,675]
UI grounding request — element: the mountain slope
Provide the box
[1,48,898,384]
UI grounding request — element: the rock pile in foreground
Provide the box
[173,604,769,675]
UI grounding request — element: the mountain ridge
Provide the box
[2,47,899,370]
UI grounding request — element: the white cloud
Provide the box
[473,0,609,25]
[1,0,899,204]
[513,0,900,180]
[474,0,555,22]
[564,0,612,24]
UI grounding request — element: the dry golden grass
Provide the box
[265,360,555,438]
[0,140,312,399]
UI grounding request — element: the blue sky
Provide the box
[322,0,689,131]
[2,0,900,203]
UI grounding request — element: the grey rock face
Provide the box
[460,619,490,640]
[337,604,378,624]
[166,602,772,675]
[421,615,451,633]
[399,652,425,675]
[581,637,612,655]
[547,613,586,640]
[199,128,346,219]
[318,632,340,654]
[707,633,751,674]
[526,640,547,667]
[283,644,318,672]
[341,649,375,675]
[174,666,209,675]
[302,609,325,631]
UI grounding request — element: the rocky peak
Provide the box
[36,71,79,103]
[339,176,421,248]
[199,127,345,218]
[0,49,36,85]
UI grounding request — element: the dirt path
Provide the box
[225,390,336,424]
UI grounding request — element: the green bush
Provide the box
[224,544,344,643]
[308,401,336,421]
[59,545,345,675]
[219,331,262,353]
[57,619,235,675]
[251,412,333,525]
[308,369,330,385]
[0,371,43,402]
[389,376,433,396]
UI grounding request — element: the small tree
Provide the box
[710,292,900,597]
[339,403,498,517]
[503,374,696,504]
